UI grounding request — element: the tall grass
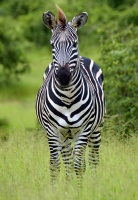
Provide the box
[0,130,137,200]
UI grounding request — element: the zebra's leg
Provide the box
[48,136,61,185]
[88,131,101,170]
[74,135,88,187]
[61,138,74,180]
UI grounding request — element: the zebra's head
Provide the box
[43,6,88,87]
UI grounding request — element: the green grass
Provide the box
[0,98,36,131]
[0,131,137,200]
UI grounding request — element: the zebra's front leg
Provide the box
[48,137,61,185]
[74,135,88,187]
[88,131,101,170]
[61,138,74,181]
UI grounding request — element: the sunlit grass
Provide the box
[0,98,36,131]
[0,131,137,200]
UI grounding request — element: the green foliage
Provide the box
[107,0,136,8]
[100,25,138,127]
[0,0,54,82]
[23,14,51,47]
[0,17,29,82]
[0,0,46,18]
[119,7,138,26]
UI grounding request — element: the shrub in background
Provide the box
[0,17,29,82]
[100,24,138,133]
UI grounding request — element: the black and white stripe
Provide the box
[36,9,105,186]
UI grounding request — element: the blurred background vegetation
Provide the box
[0,0,138,138]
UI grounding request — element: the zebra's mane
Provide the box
[56,5,67,28]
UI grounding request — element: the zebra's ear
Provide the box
[43,11,57,30]
[69,12,88,29]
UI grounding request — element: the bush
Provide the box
[0,0,55,47]
[23,14,51,47]
[100,25,138,129]
[1,0,45,18]
[107,0,136,8]
[0,17,29,82]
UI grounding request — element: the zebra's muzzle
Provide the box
[56,63,71,86]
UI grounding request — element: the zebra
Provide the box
[36,6,105,186]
